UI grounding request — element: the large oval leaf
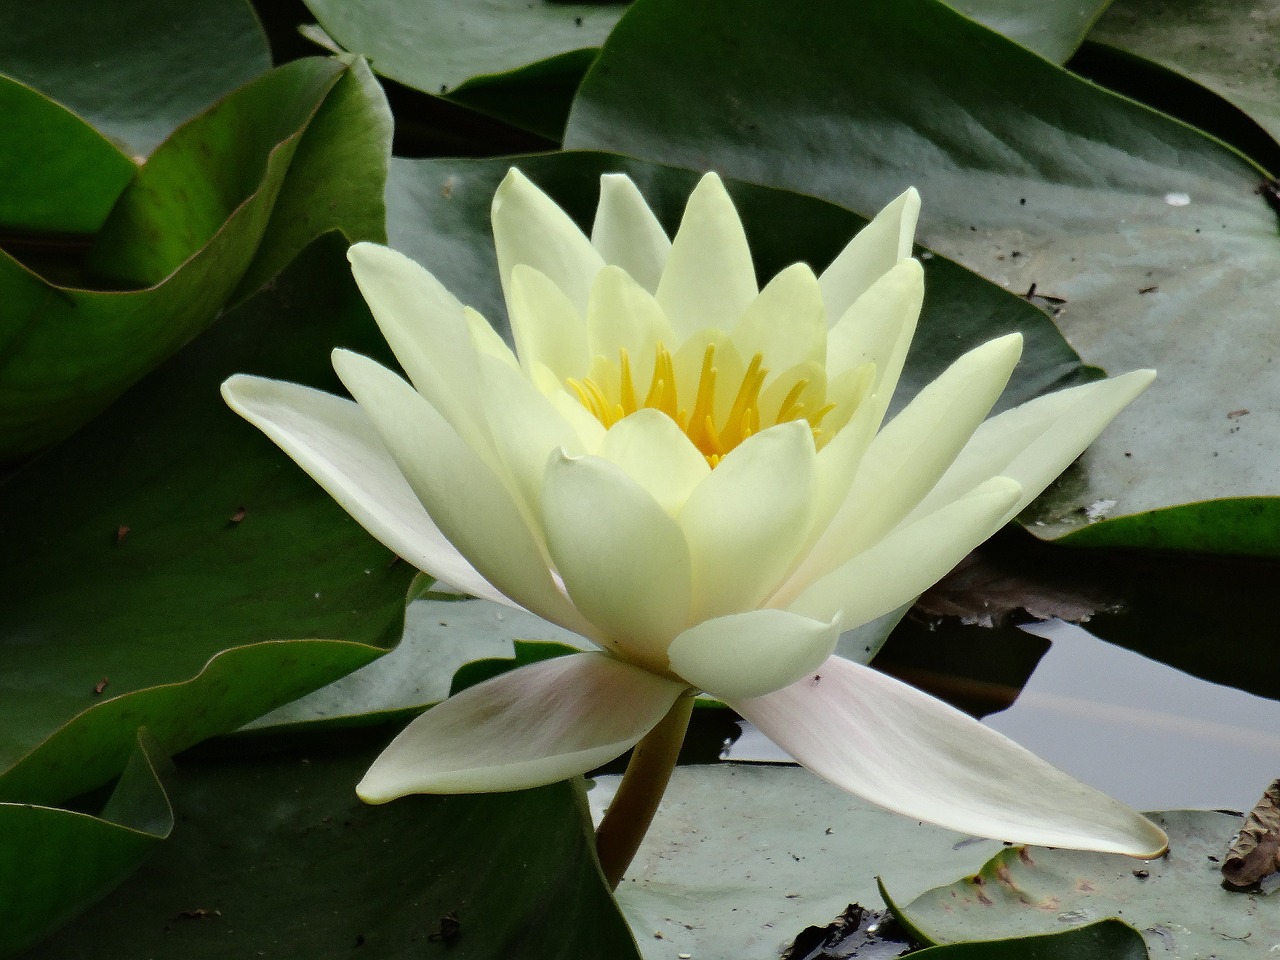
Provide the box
[565,0,1280,555]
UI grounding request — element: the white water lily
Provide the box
[223,169,1166,859]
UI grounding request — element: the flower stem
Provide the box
[595,692,695,890]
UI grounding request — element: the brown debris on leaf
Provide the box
[1222,778,1280,888]
[912,553,1118,628]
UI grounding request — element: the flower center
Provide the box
[568,343,835,467]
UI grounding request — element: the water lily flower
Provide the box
[222,169,1167,866]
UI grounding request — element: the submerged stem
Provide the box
[595,692,695,890]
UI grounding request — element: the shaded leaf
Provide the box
[0,734,172,959]
[0,0,271,159]
[0,235,414,806]
[23,731,641,960]
[0,57,387,461]
[947,0,1113,62]
[565,0,1280,555]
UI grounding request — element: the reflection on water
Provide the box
[726,619,1280,813]
[988,619,1280,812]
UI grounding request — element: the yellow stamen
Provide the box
[569,341,837,466]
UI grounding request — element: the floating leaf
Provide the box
[948,0,1112,62]
[0,236,414,806]
[0,0,271,159]
[0,734,172,959]
[566,0,1280,555]
[23,731,641,960]
[892,810,1276,958]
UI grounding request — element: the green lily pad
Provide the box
[387,152,1095,411]
[0,235,414,806]
[947,0,1113,62]
[0,56,388,461]
[592,764,1003,959]
[0,0,271,160]
[0,77,136,235]
[910,919,1151,960]
[1089,0,1280,150]
[1,734,172,959]
[23,730,641,960]
[892,810,1276,958]
[565,0,1280,555]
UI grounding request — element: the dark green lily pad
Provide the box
[0,235,414,807]
[22,730,641,960]
[565,0,1280,555]
[0,734,172,959]
[0,0,271,160]
[909,919,1150,960]
[893,810,1275,958]
[948,0,1113,62]
[0,56,388,461]
[0,77,136,235]
[1089,0,1280,148]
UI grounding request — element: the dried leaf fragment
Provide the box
[1222,778,1280,888]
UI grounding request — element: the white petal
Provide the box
[908,370,1157,524]
[332,350,594,636]
[479,355,587,514]
[732,656,1169,856]
[818,187,920,321]
[586,266,678,392]
[794,333,1022,589]
[825,258,924,419]
[655,173,758,339]
[347,243,493,455]
[465,306,519,369]
[679,421,817,621]
[597,409,710,516]
[221,374,507,606]
[541,451,693,669]
[731,262,827,372]
[591,173,671,292]
[492,168,604,315]
[507,264,590,381]
[783,476,1021,624]
[358,652,687,799]
[667,609,841,700]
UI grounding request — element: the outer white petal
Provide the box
[332,350,595,637]
[507,264,590,381]
[357,652,687,800]
[541,451,693,670]
[492,167,605,314]
[731,655,1169,856]
[818,187,920,321]
[347,243,493,456]
[731,262,827,372]
[667,609,841,700]
[655,173,757,339]
[783,476,1021,624]
[679,421,817,621]
[464,306,519,369]
[907,369,1157,525]
[788,334,1022,593]
[597,409,710,516]
[222,374,507,606]
[825,258,924,418]
[591,173,671,292]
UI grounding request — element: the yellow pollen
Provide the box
[570,342,834,466]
